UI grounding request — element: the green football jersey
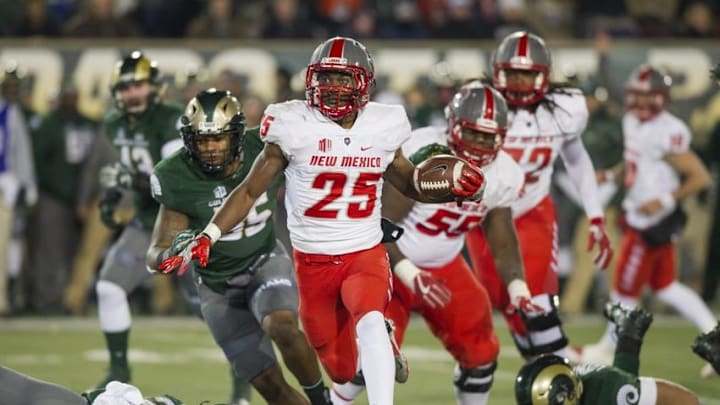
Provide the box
[104,102,183,229]
[151,127,282,293]
[574,364,646,404]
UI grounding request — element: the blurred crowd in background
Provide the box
[0,3,718,321]
[1,0,720,40]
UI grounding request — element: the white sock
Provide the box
[656,282,717,333]
[96,280,131,332]
[355,311,394,405]
[454,388,490,405]
[331,381,365,405]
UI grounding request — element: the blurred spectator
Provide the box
[573,0,636,37]
[676,1,717,37]
[63,0,140,37]
[132,0,202,37]
[376,1,426,38]
[241,93,267,128]
[494,0,534,39]
[27,83,100,315]
[0,69,37,316]
[626,0,678,36]
[186,0,260,38]
[262,0,314,38]
[12,0,62,37]
[0,63,41,131]
[314,0,363,35]
[430,0,484,38]
[275,66,302,103]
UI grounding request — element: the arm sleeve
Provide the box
[559,136,604,219]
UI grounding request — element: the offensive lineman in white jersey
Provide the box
[578,64,718,374]
[465,31,614,360]
[159,37,486,405]
[331,84,541,405]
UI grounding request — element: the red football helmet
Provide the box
[446,82,508,167]
[305,36,375,121]
[492,31,551,107]
[624,64,671,121]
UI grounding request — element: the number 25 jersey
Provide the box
[503,89,588,217]
[261,100,412,255]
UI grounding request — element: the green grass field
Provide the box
[1,315,718,404]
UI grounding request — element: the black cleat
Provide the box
[95,365,131,389]
[692,324,720,375]
[603,302,653,341]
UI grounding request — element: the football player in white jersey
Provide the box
[330,83,542,405]
[579,64,718,373]
[158,37,486,405]
[465,31,613,360]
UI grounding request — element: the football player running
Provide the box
[91,51,188,387]
[159,36,486,405]
[465,31,613,360]
[331,83,542,405]
[577,65,718,375]
[515,303,701,405]
[147,88,331,405]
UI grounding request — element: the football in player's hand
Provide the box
[414,154,469,200]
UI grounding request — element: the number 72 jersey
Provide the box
[261,100,412,255]
[503,90,589,217]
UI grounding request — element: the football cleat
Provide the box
[692,324,720,376]
[386,319,409,383]
[604,301,653,342]
[95,366,131,389]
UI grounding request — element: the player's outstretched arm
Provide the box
[146,204,190,272]
[209,143,287,237]
[483,207,542,315]
[665,150,711,202]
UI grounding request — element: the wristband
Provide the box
[202,222,222,244]
[393,258,421,288]
[507,279,531,301]
[659,193,676,210]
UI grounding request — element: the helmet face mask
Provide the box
[492,31,551,107]
[181,88,246,175]
[447,84,508,167]
[624,64,671,121]
[111,50,160,115]
[515,355,583,405]
[305,37,375,121]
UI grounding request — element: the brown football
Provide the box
[414,154,465,200]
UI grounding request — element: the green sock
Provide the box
[231,367,251,401]
[104,330,129,369]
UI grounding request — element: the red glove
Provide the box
[158,234,212,276]
[506,280,545,316]
[394,259,452,309]
[451,163,485,201]
[588,217,613,270]
[413,271,452,309]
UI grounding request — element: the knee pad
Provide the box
[453,362,496,393]
[96,280,126,305]
[523,295,568,356]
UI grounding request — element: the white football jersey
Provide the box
[503,89,588,217]
[622,110,690,229]
[397,126,524,268]
[261,100,411,254]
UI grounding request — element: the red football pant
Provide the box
[293,244,392,383]
[385,254,499,369]
[613,228,675,297]
[466,195,559,311]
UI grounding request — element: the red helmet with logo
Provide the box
[305,36,375,120]
[492,31,551,107]
[446,82,508,167]
[624,64,671,121]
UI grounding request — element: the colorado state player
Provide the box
[159,36,486,405]
[148,89,331,405]
[465,31,613,359]
[331,84,542,405]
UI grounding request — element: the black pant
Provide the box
[702,204,720,302]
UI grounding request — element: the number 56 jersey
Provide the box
[261,100,412,255]
[397,126,525,268]
[503,89,588,217]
